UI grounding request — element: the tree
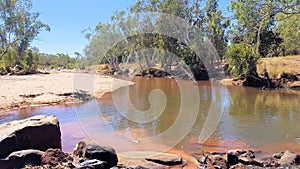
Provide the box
[258,29,283,57]
[204,0,228,61]
[0,0,50,59]
[274,13,300,55]
[227,43,259,78]
[229,0,299,54]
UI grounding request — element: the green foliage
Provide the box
[1,48,18,68]
[83,0,227,78]
[227,43,260,78]
[274,14,300,55]
[259,30,283,57]
[204,0,228,60]
[21,49,39,70]
[39,53,76,69]
[228,0,299,55]
[0,0,50,59]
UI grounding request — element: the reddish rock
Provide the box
[41,148,73,166]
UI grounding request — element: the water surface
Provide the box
[1,77,299,155]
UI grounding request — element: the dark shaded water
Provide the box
[1,77,300,155]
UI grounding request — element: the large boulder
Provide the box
[73,140,118,169]
[0,149,44,169]
[0,115,61,159]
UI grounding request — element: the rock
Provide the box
[41,148,73,167]
[227,149,247,156]
[273,152,284,159]
[0,149,44,169]
[278,150,300,165]
[240,150,255,158]
[79,159,105,169]
[197,154,207,164]
[0,115,61,159]
[73,140,118,168]
[119,151,182,168]
[226,153,239,165]
[210,155,227,169]
[145,152,182,166]
[239,157,263,167]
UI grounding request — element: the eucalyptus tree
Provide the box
[229,0,299,54]
[274,13,300,55]
[228,0,300,78]
[203,0,228,61]
[0,0,50,60]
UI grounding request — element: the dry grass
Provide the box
[257,55,300,78]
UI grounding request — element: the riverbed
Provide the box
[1,76,299,157]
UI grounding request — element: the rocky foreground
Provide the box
[0,115,300,169]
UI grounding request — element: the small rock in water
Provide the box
[145,152,182,166]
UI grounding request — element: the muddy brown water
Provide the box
[1,77,300,157]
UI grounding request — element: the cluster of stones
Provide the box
[0,115,185,169]
[1,115,300,169]
[196,149,300,169]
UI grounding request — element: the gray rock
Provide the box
[198,154,207,164]
[0,115,61,159]
[145,152,182,166]
[273,152,284,159]
[73,140,118,169]
[119,151,178,168]
[278,150,300,165]
[239,157,263,167]
[80,159,105,169]
[227,149,246,156]
[0,149,44,169]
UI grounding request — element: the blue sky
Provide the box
[31,0,229,57]
[31,0,136,56]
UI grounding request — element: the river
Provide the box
[1,77,299,156]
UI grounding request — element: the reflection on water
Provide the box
[0,77,300,154]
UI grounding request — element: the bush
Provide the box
[227,43,260,78]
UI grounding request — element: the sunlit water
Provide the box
[1,77,300,156]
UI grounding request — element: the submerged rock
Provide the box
[145,152,182,165]
[0,115,61,159]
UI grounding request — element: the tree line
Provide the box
[83,0,300,79]
[1,0,299,79]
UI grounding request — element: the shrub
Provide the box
[227,43,260,78]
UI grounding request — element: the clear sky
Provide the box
[31,0,229,57]
[31,0,136,56]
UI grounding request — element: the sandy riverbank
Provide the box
[0,72,133,111]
